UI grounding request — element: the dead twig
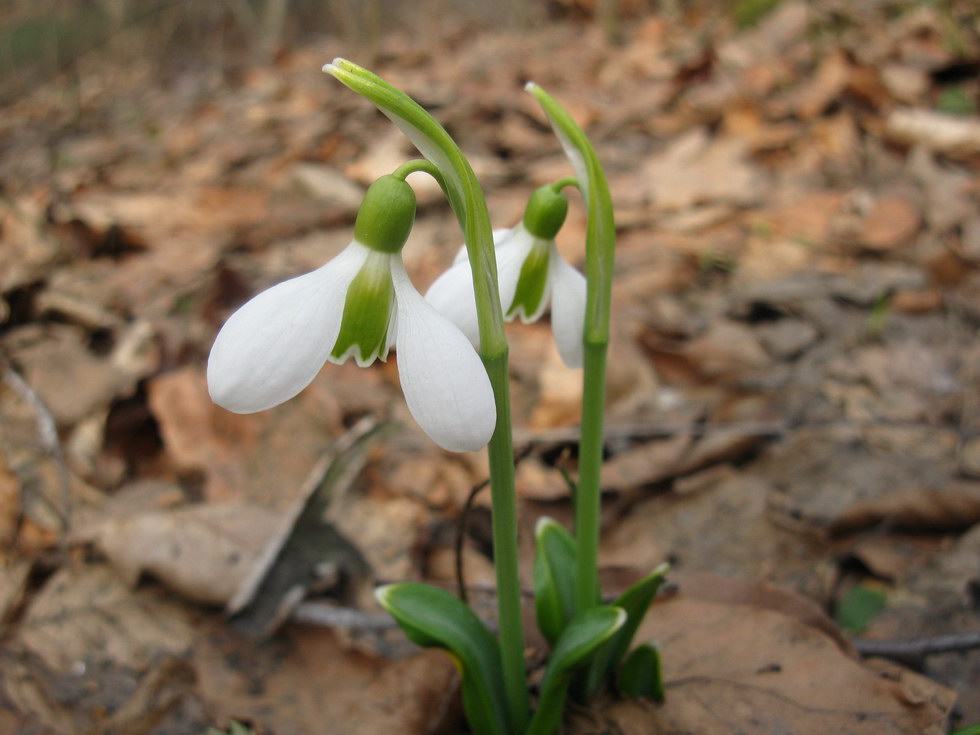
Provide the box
[2,361,72,538]
[290,601,396,631]
[513,416,980,447]
[454,445,535,605]
[854,631,980,667]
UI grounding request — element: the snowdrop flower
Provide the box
[426,183,587,367]
[207,174,496,452]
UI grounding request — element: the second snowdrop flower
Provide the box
[426,182,587,368]
[207,174,496,453]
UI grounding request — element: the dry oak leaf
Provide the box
[15,564,194,673]
[95,502,279,606]
[570,590,955,734]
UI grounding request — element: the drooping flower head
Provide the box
[425,182,587,367]
[207,173,496,452]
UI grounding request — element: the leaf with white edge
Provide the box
[584,562,669,696]
[618,641,665,702]
[524,83,615,344]
[376,583,511,735]
[526,606,627,735]
[533,517,578,647]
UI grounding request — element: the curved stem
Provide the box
[326,59,529,733]
[550,176,580,193]
[391,158,449,195]
[526,83,616,615]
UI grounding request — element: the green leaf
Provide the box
[936,85,978,117]
[836,585,887,635]
[584,563,669,696]
[527,606,627,735]
[618,641,664,702]
[949,724,980,735]
[533,517,578,646]
[525,82,616,345]
[376,583,511,735]
[324,59,506,347]
[733,0,783,28]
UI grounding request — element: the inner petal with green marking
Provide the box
[507,239,551,322]
[330,251,395,365]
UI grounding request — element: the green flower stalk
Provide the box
[324,58,530,731]
[525,83,617,614]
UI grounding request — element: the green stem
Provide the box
[575,342,607,610]
[326,59,529,733]
[550,176,580,193]
[391,158,448,192]
[458,154,529,735]
[525,83,616,617]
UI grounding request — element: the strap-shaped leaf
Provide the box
[324,59,503,340]
[584,562,669,696]
[376,583,511,735]
[526,606,626,735]
[533,517,578,646]
[524,82,615,344]
[618,641,665,702]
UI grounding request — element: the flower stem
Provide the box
[391,159,449,195]
[324,59,529,732]
[551,176,580,193]
[575,341,607,610]
[524,83,616,616]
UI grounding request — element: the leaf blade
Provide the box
[377,583,511,735]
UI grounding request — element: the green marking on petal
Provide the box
[331,252,395,365]
[507,240,551,322]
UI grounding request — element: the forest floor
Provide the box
[1,2,979,733]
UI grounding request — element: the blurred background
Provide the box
[1,1,980,734]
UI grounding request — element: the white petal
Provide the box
[451,228,512,265]
[391,259,496,452]
[424,259,480,345]
[427,228,526,346]
[495,225,538,319]
[549,246,587,369]
[207,242,369,413]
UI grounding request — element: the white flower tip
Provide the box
[322,58,350,75]
[524,81,537,93]
[535,516,561,537]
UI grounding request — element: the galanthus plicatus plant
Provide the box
[207,59,669,735]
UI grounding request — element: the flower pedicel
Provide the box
[426,182,587,368]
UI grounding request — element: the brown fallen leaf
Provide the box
[856,196,921,251]
[16,564,195,672]
[643,129,765,211]
[886,108,980,155]
[831,479,980,535]
[94,502,280,606]
[600,470,822,588]
[0,554,31,625]
[794,48,850,119]
[194,623,461,735]
[567,592,955,734]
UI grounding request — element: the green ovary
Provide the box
[331,255,395,364]
[507,241,551,321]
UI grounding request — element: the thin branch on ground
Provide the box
[854,631,980,666]
[2,361,72,536]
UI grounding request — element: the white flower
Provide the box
[425,192,587,368]
[207,176,496,453]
